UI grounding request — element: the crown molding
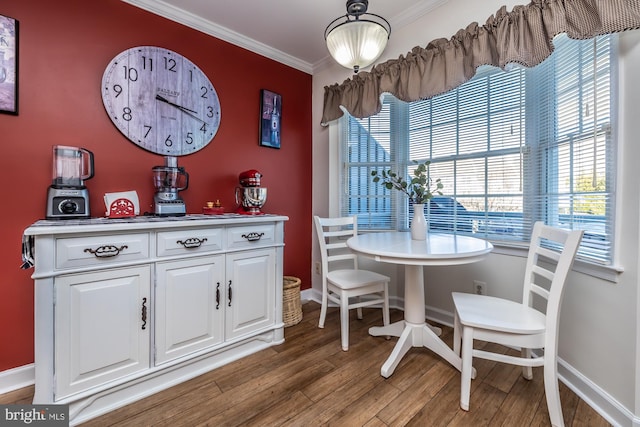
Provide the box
[122,0,448,75]
[392,0,449,29]
[121,0,314,74]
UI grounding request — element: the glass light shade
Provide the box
[326,20,389,72]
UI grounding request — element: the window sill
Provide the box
[490,242,624,284]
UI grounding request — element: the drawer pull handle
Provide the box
[176,237,208,248]
[241,232,264,242]
[141,297,148,330]
[216,282,221,310]
[84,245,128,258]
[228,280,232,307]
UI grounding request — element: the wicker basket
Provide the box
[283,276,303,327]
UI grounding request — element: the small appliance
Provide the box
[152,156,189,216]
[235,169,267,215]
[46,145,94,219]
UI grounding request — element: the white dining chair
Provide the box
[452,221,583,427]
[314,215,390,351]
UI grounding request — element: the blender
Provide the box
[235,169,267,214]
[152,156,189,216]
[46,145,94,219]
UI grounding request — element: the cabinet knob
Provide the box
[84,245,128,258]
[216,282,221,310]
[241,232,264,242]
[141,297,148,330]
[176,237,208,248]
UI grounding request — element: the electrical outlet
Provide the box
[473,280,487,295]
[315,262,321,275]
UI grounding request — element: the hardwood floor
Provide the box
[1,302,611,426]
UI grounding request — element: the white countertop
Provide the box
[23,213,289,236]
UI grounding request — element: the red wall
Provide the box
[0,0,312,372]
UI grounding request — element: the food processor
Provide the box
[235,169,267,214]
[46,145,94,219]
[152,156,189,216]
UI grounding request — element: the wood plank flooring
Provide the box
[1,302,611,426]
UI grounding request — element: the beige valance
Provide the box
[321,0,640,126]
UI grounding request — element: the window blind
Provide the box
[340,34,616,264]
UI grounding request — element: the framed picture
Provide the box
[0,14,18,115]
[259,89,281,149]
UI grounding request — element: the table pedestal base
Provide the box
[370,320,463,378]
[369,263,465,378]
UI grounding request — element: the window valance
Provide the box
[321,0,640,126]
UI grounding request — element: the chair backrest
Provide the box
[314,216,359,280]
[522,222,584,350]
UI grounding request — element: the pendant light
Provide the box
[325,0,391,73]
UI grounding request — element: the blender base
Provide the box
[154,202,187,216]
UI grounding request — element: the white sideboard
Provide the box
[22,214,288,425]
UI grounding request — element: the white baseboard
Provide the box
[0,364,35,395]
[2,296,638,426]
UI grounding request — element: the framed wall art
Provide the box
[259,89,281,149]
[0,14,18,115]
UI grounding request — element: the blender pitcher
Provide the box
[52,145,94,188]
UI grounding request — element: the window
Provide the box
[340,34,616,265]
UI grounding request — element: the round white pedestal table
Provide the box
[347,232,493,378]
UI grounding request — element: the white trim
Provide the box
[558,360,639,427]
[2,301,637,426]
[429,306,636,427]
[120,0,313,74]
[490,242,624,283]
[0,364,35,395]
[305,289,636,426]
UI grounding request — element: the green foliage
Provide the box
[371,161,444,204]
[573,174,606,215]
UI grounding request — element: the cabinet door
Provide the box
[155,255,225,365]
[55,266,151,400]
[225,248,276,340]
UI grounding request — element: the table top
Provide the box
[347,232,493,266]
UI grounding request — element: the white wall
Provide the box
[312,0,640,423]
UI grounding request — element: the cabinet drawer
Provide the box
[227,224,276,249]
[56,233,149,269]
[157,228,223,257]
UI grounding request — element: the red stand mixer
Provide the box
[235,169,267,215]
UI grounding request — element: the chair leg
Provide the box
[522,347,533,380]
[340,292,350,351]
[544,354,565,427]
[356,296,363,319]
[318,290,328,329]
[453,311,461,357]
[382,286,390,326]
[459,326,474,411]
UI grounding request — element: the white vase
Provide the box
[411,203,427,240]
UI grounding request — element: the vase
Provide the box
[411,203,427,240]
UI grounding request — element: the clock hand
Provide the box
[155,94,205,124]
[155,94,199,114]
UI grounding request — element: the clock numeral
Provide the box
[164,135,173,147]
[164,57,177,72]
[200,123,207,133]
[112,84,123,98]
[121,65,138,82]
[186,132,193,145]
[206,106,215,118]
[142,56,153,71]
[122,107,133,122]
[144,125,152,138]
[200,86,208,99]
[189,69,193,83]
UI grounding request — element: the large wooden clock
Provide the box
[101,46,221,156]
